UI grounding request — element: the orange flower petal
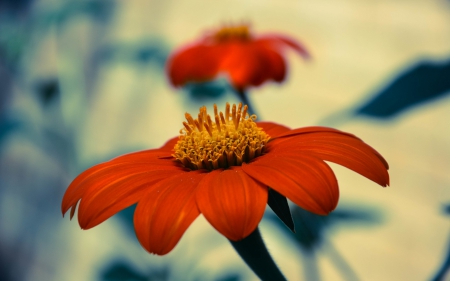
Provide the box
[249,44,287,84]
[77,169,186,229]
[133,172,205,255]
[270,126,389,170]
[267,132,389,186]
[61,151,182,218]
[257,35,310,59]
[218,44,264,89]
[256,122,291,138]
[271,126,358,139]
[167,44,222,86]
[196,168,268,241]
[256,45,287,82]
[242,154,339,215]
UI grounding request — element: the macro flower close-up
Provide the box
[4,0,450,280]
[61,103,389,256]
[166,25,310,93]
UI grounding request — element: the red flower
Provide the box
[167,25,310,92]
[62,103,389,255]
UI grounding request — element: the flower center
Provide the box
[173,103,270,171]
[212,25,252,43]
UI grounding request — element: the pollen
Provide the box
[212,25,252,43]
[173,103,270,171]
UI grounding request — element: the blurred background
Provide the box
[1,0,450,280]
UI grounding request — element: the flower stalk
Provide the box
[235,88,257,116]
[229,227,287,281]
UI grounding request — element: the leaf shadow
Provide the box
[356,59,450,119]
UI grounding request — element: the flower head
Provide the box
[167,24,310,92]
[62,103,389,255]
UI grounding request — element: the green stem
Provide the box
[431,232,450,281]
[229,227,287,281]
[235,88,257,116]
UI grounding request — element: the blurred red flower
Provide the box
[62,103,389,255]
[167,25,310,92]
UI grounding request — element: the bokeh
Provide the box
[1,0,450,280]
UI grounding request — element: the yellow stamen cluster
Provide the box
[212,25,252,42]
[173,103,270,171]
